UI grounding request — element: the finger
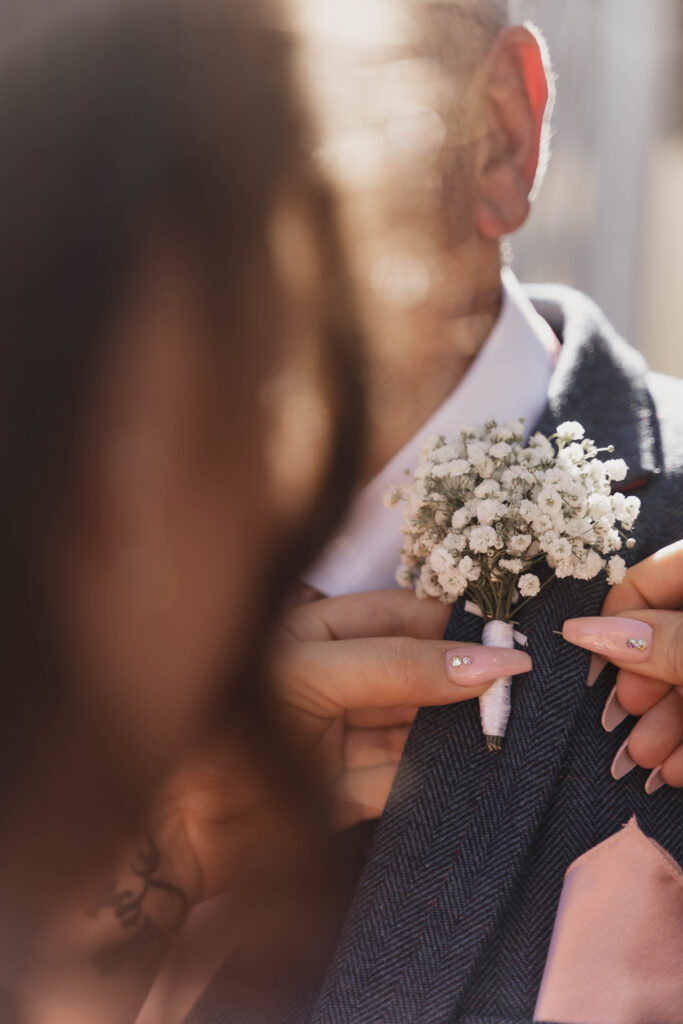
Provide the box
[333,763,397,829]
[279,637,533,719]
[661,744,683,788]
[625,691,683,770]
[346,706,418,728]
[563,610,683,686]
[280,588,451,643]
[615,669,671,717]
[602,540,683,617]
[343,725,411,771]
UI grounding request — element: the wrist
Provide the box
[10,830,199,1024]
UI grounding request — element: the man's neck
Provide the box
[362,267,503,482]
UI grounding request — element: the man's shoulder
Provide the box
[647,369,683,476]
[637,370,683,554]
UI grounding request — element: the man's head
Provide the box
[291,0,551,293]
[288,0,553,466]
[417,0,552,237]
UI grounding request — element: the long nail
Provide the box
[601,685,629,732]
[444,647,532,687]
[563,617,653,663]
[645,766,665,795]
[586,654,608,688]
[611,735,637,780]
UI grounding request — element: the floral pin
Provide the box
[385,420,640,752]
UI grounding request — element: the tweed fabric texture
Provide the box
[188,286,683,1024]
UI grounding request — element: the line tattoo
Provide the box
[88,832,189,976]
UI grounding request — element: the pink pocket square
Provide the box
[534,817,683,1024]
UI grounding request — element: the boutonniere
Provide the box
[385,420,641,752]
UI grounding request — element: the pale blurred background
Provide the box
[512,0,683,376]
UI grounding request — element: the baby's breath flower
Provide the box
[429,546,455,573]
[396,565,414,588]
[437,568,467,600]
[475,479,501,498]
[578,549,605,580]
[602,529,623,554]
[384,486,404,508]
[446,532,468,553]
[548,537,573,563]
[509,533,532,554]
[562,443,586,465]
[556,421,586,442]
[603,459,628,483]
[477,498,505,525]
[451,507,471,531]
[518,574,541,597]
[458,556,481,582]
[489,441,513,460]
[420,434,443,458]
[390,420,639,615]
[432,458,471,479]
[619,495,640,529]
[432,444,458,464]
[505,419,526,438]
[499,558,525,575]
[587,493,612,520]
[607,555,627,585]
[529,433,555,460]
[537,489,563,516]
[469,525,499,553]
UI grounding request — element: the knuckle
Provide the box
[387,636,421,676]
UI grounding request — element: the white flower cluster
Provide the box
[386,420,640,618]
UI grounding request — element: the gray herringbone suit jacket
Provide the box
[188,286,683,1024]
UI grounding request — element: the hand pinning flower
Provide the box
[386,420,641,751]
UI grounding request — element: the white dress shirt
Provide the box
[304,269,560,597]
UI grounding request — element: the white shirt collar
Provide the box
[304,269,560,597]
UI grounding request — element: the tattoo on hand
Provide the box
[88,833,188,976]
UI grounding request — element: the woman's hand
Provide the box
[274,588,532,829]
[562,539,683,792]
[157,589,532,901]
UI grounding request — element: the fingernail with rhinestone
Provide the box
[562,618,653,664]
[445,647,532,687]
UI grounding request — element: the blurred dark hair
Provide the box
[0,0,364,945]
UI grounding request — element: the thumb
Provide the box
[277,635,532,722]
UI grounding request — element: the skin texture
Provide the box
[564,540,683,788]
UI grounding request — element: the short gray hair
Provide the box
[418,1,509,81]
[418,1,553,195]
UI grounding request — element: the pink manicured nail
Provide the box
[611,735,637,780]
[586,654,608,688]
[563,617,653,664]
[601,685,629,733]
[645,766,665,795]
[444,647,532,687]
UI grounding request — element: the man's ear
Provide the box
[473,25,550,240]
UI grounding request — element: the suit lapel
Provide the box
[309,288,663,1024]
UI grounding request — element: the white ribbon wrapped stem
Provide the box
[479,619,515,751]
[464,602,526,751]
